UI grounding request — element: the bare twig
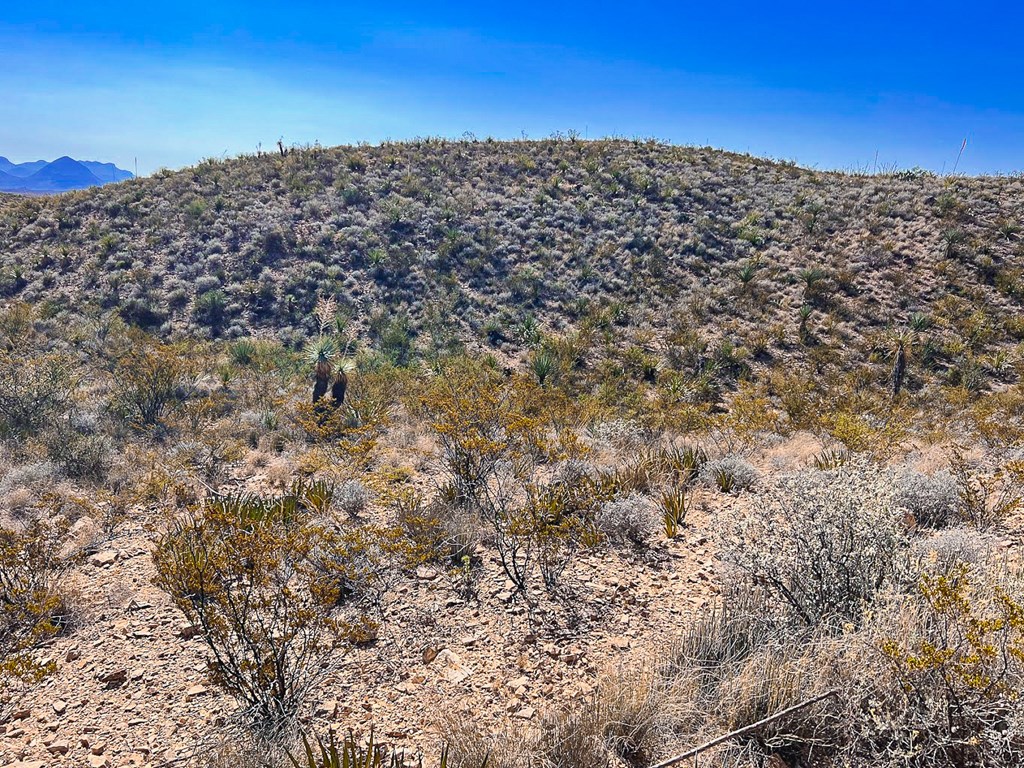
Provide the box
[649,690,839,768]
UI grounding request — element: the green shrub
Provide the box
[153,482,344,733]
[111,338,196,427]
[1,516,76,715]
[0,351,77,440]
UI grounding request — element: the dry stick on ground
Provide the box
[649,690,840,768]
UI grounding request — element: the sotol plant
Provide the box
[660,487,689,538]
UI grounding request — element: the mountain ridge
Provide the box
[0,154,133,193]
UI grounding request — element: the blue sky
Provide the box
[2,1,1022,175]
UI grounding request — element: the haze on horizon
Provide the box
[2,0,1023,177]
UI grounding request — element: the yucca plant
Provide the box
[940,227,967,258]
[737,261,758,293]
[798,267,828,302]
[306,336,339,381]
[529,348,556,386]
[889,328,915,398]
[307,296,359,409]
[661,487,689,539]
[798,305,813,344]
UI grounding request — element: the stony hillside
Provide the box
[4,140,1024,768]
[2,139,1022,373]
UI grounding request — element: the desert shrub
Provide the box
[334,479,370,516]
[323,521,429,621]
[721,463,913,627]
[893,468,962,528]
[700,455,758,493]
[1,515,76,715]
[911,527,997,574]
[596,493,656,545]
[415,363,563,506]
[480,465,609,598]
[45,422,114,481]
[286,729,478,768]
[825,410,909,459]
[111,338,198,427]
[0,350,77,440]
[0,460,59,498]
[194,289,227,332]
[388,486,472,567]
[587,418,644,449]
[948,448,1024,529]
[877,564,1024,766]
[152,481,347,733]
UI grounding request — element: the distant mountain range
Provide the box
[0,156,133,194]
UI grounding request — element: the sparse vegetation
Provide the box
[3,139,1024,766]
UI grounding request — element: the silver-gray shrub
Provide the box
[335,479,370,516]
[720,462,913,628]
[0,460,60,497]
[911,527,997,574]
[699,455,759,492]
[893,468,962,528]
[596,494,656,545]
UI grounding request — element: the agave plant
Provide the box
[664,444,707,484]
[909,312,931,332]
[714,467,736,493]
[812,448,849,470]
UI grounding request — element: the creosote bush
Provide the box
[153,481,346,732]
[153,478,430,733]
[112,336,198,427]
[0,350,77,441]
[1,514,76,715]
[878,564,1024,767]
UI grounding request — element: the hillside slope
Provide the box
[1,138,1023,382]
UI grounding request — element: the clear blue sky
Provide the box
[2,1,1022,175]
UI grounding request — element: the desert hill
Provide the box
[1,137,1023,398]
[2,140,1024,768]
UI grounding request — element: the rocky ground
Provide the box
[1,477,724,768]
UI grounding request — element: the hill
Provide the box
[1,138,1023,394]
[2,139,1024,768]
[0,157,50,177]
